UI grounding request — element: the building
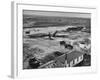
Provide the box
[78,39,91,54]
[65,50,84,67]
[38,50,84,68]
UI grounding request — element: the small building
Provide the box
[78,39,91,51]
[65,50,84,67]
[38,50,84,68]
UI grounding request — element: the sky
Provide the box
[23,10,91,18]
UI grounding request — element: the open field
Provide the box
[23,28,91,69]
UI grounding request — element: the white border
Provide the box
[11,2,97,78]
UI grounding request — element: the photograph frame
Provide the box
[11,1,97,78]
